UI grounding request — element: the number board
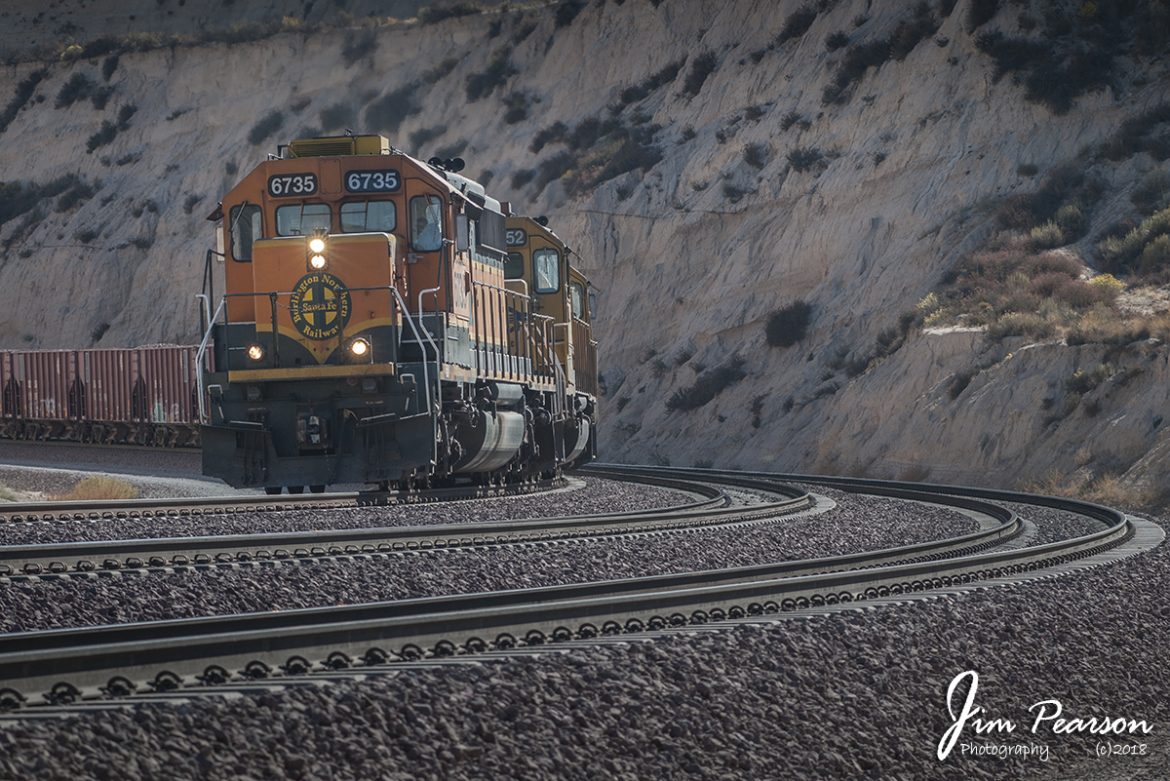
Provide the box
[345,170,401,193]
[505,228,527,247]
[267,173,318,197]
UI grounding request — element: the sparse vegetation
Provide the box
[930,242,1121,343]
[1066,364,1112,395]
[466,50,516,101]
[823,3,938,105]
[765,301,812,347]
[247,109,284,145]
[0,69,47,135]
[503,92,532,124]
[409,126,446,150]
[56,73,95,108]
[0,174,85,225]
[722,183,749,203]
[1131,171,1170,215]
[743,143,770,169]
[1022,471,1162,510]
[364,85,420,133]
[55,179,97,212]
[424,57,460,84]
[619,60,684,105]
[780,111,807,132]
[183,194,202,215]
[86,122,118,153]
[342,32,378,67]
[319,102,355,131]
[511,169,535,189]
[101,55,119,81]
[966,0,1000,32]
[947,370,974,399]
[973,7,1129,116]
[825,31,849,51]
[530,121,568,153]
[555,0,586,28]
[787,146,826,172]
[750,394,766,428]
[418,3,482,24]
[54,476,140,502]
[681,52,717,98]
[1097,205,1170,277]
[1101,104,1170,163]
[776,5,817,45]
[743,104,767,121]
[665,356,747,412]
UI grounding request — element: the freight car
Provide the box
[197,134,599,493]
[0,346,200,446]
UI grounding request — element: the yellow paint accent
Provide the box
[229,364,396,383]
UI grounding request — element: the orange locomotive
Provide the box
[198,134,597,493]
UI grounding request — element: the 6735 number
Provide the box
[267,173,318,197]
[345,170,401,193]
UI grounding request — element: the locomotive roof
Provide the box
[211,134,504,219]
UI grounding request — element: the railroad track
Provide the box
[0,465,1160,714]
[0,473,773,577]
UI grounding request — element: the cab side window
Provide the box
[505,253,524,279]
[411,195,443,251]
[570,282,585,320]
[229,203,262,262]
[276,203,331,236]
[534,248,560,294]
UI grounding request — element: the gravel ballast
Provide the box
[0,477,692,546]
[0,494,976,632]
[0,515,1165,781]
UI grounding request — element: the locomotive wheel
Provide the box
[264,487,282,495]
[309,485,325,494]
[287,486,305,495]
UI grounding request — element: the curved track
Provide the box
[0,464,1160,713]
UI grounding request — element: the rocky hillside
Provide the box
[1,0,1169,499]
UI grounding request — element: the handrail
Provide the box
[392,287,435,417]
[195,296,226,423]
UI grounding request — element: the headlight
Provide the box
[349,338,370,357]
[309,253,327,269]
[246,343,265,361]
[308,237,326,254]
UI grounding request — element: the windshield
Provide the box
[340,200,396,233]
[276,203,331,236]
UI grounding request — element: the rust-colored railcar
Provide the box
[0,346,200,446]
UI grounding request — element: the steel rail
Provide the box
[0,476,758,576]
[0,467,1112,705]
[0,478,573,525]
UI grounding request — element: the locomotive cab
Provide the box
[504,215,598,469]
[197,134,585,492]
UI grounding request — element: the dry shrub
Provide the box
[54,475,140,502]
